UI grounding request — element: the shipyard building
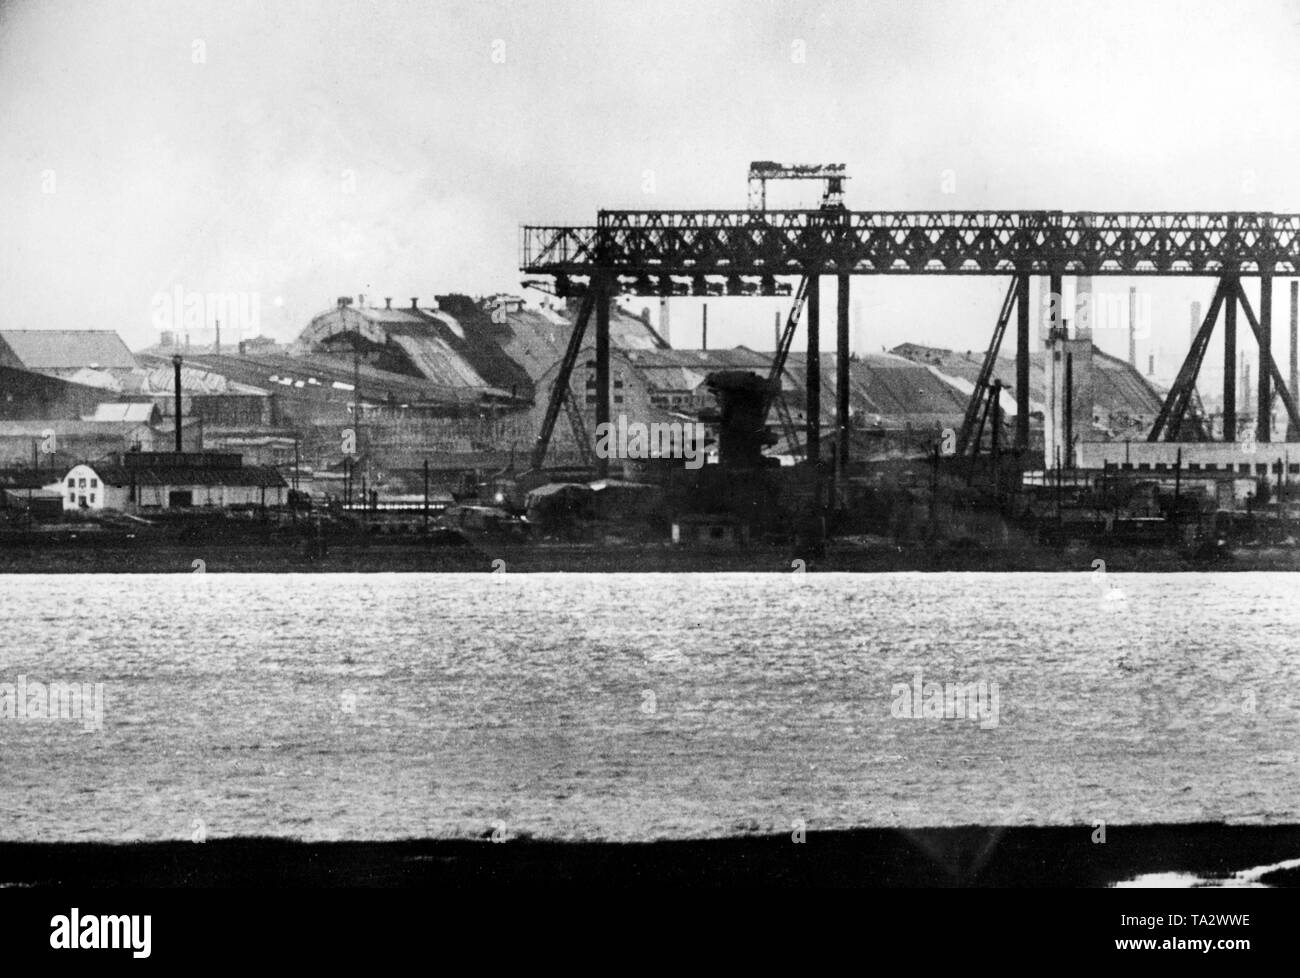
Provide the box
[0,289,1179,530]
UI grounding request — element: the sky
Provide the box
[3,0,1300,388]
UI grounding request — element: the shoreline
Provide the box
[0,540,1277,573]
[2,824,1298,886]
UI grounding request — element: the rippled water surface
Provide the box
[1,572,1298,841]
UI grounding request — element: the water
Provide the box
[1,572,1297,842]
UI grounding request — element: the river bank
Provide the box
[1,823,1297,886]
[0,536,1276,572]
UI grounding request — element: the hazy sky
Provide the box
[3,0,1300,385]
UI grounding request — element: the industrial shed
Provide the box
[0,330,137,379]
[58,452,287,511]
[890,342,1164,438]
[0,365,121,421]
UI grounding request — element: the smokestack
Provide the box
[702,303,708,351]
[213,319,220,355]
[659,297,671,347]
[1128,287,1137,367]
[1242,358,1251,417]
[1148,353,1155,376]
[172,354,183,453]
[774,309,781,351]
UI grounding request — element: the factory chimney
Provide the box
[1242,358,1251,418]
[659,297,671,347]
[1190,300,1202,346]
[702,303,708,351]
[213,319,220,355]
[172,354,184,453]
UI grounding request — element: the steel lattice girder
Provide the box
[520,211,1300,277]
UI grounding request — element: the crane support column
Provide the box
[837,273,851,469]
[806,275,820,466]
[595,277,611,477]
[1258,273,1273,442]
[1224,277,1238,441]
[1291,281,1299,440]
[1016,274,1030,450]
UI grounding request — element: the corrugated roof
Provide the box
[65,367,124,392]
[783,352,970,428]
[0,420,153,437]
[85,402,159,423]
[3,487,63,503]
[139,352,493,406]
[357,308,429,326]
[84,462,287,488]
[628,347,771,369]
[141,364,239,395]
[628,347,773,396]
[0,468,57,490]
[388,333,491,388]
[300,303,523,400]
[0,331,137,371]
[527,482,592,499]
[888,343,1164,428]
[306,298,668,399]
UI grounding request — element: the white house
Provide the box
[59,463,119,510]
[58,453,287,511]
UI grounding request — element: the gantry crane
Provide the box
[752,162,850,461]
